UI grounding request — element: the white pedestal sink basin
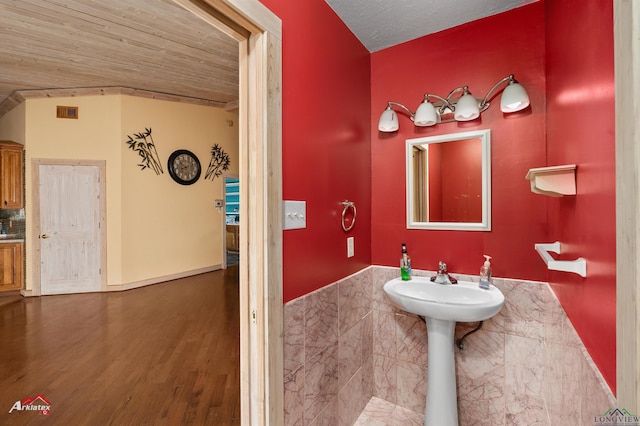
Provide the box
[383,277,505,322]
[383,276,505,426]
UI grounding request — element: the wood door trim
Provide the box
[31,159,107,297]
[192,2,283,425]
[165,2,283,424]
[615,0,640,411]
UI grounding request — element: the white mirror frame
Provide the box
[406,129,491,231]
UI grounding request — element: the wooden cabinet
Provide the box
[0,141,24,209]
[0,242,23,292]
[226,225,239,252]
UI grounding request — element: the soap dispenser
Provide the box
[479,255,492,289]
[400,243,412,281]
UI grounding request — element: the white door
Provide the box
[39,164,101,295]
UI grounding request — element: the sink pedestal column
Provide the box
[424,318,458,426]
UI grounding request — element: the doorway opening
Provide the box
[224,175,240,267]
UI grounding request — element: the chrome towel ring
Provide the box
[341,200,356,232]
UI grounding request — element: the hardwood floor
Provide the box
[0,267,240,425]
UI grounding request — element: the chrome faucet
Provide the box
[431,261,458,285]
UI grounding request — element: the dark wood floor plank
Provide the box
[0,267,240,425]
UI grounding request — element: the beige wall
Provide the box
[15,94,237,289]
[25,95,123,288]
[119,96,239,283]
[0,102,26,144]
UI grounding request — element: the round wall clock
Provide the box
[167,149,201,185]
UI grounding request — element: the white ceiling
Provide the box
[325,0,539,52]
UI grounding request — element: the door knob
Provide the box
[40,234,49,239]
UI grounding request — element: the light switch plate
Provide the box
[347,237,354,258]
[283,200,306,230]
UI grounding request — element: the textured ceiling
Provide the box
[325,0,539,52]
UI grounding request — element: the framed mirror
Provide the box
[406,129,491,231]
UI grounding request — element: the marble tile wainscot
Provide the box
[283,268,374,426]
[283,265,616,425]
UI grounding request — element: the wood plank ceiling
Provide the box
[0,0,239,117]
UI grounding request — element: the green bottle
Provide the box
[400,243,412,281]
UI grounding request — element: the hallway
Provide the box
[0,267,240,425]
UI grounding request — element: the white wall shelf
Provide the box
[535,241,586,277]
[525,164,576,197]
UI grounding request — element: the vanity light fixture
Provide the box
[378,74,530,132]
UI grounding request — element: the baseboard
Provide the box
[19,265,224,297]
[105,265,223,292]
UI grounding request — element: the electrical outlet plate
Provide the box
[347,237,354,257]
[283,200,306,230]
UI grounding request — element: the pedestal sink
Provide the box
[383,276,505,426]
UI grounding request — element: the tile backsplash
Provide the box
[0,208,25,238]
[283,266,616,425]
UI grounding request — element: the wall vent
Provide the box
[56,106,78,119]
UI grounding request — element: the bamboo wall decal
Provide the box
[205,144,230,180]
[125,127,163,175]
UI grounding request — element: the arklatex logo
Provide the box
[8,394,51,415]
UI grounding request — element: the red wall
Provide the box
[545,0,616,392]
[436,138,483,222]
[258,0,372,302]
[427,144,443,221]
[261,0,616,392]
[371,3,548,280]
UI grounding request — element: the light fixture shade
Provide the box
[454,93,480,121]
[378,108,399,132]
[414,101,437,127]
[501,82,530,112]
